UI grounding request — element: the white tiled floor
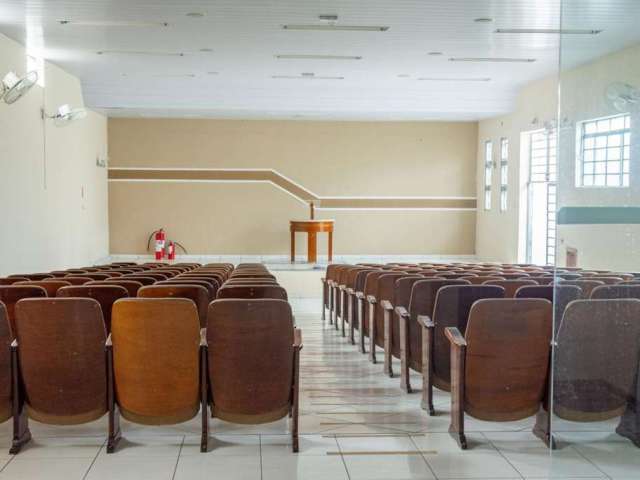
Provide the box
[0,296,639,479]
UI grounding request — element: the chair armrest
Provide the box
[417,315,434,328]
[381,300,393,311]
[356,291,365,299]
[105,334,112,347]
[366,295,377,304]
[346,288,354,295]
[293,328,303,349]
[200,328,208,346]
[445,327,467,347]
[339,284,347,291]
[395,306,409,318]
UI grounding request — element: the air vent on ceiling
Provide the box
[59,20,169,27]
[97,50,186,57]
[418,77,491,82]
[449,57,536,63]
[272,73,344,80]
[275,54,362,60]
[282,24,389,32]
[495,28,602,35]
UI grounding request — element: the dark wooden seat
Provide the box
[206,299,302,451]
[359,271,391,363]
[483,279,538,298]
[0,286,47,333]
[120,275,157,286]
[136,272,169,281]
[11,298,109,453]
[57,285,129,333]
[590,284,640,300]
[446,298,552,449]
[15,280,71,296]
[418,285,505,415]
[466,275,505,285]
[0,277,29,285]
[343,268,374,345]
[108,298,204,452]
[556,280,605,298]
[86,280,143,297]
[158,279,217,301]
[61,276,93,285]
[217,285,288,301]
[8,273,53,281]
[323,264,349,324]
[80,273,112,281]
[138,285,209,328]
[0,303,12,425]
[537,299,640,447]
[394,279,470,394]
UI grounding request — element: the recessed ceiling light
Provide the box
[207,71,219,75]
[418,77,491,82]
[200,48,213,53]
[186,12,206,18]
[449,57,536,63]
[427,51,443,56]
[397,74,410,78]
[272,74,344,80]
[318,14,339,22]
[495,28,602,35]
[97,50,186,57]
[474,18,493,23]
[59,20,169,27]
[282,24,389,32]
[275,54,362,60]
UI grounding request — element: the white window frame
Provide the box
[499,137,509,212]
[484,140,493,210]
[576,113,631,188]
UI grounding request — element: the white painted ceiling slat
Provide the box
[0,0,637,120]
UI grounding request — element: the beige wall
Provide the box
[108,119,478,255]
[0,34,109,276]
[476,42,640,270]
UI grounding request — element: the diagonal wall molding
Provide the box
[108,167,477,211]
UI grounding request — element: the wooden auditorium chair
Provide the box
[351,268,380,352]
[535,299,640,447]
[158,279,217,301]
[205,299,302,451]
[446,299,552,449]
[8,273,53,281]
[483,279,538,298]
[590,284,640,300]
[344,267,375,345]
[11,298,109,453]
[217,284,288,300]
[0,303,14,440]
[57,285,129,333]
[556,279,605,298]
[15,280,71,297]
[418,285,505,415]
[0,286,47,332]
[138,284,209,328]
[0,277,29,285]
[87,280,143,297]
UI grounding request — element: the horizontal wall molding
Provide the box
[108,167,477,211]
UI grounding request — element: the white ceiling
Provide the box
[1,0,639,120]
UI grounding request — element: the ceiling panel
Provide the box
[0,0,638,120]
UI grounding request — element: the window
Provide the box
[484,141,493,210]
[578,113,631,187]
[500,138,509,212]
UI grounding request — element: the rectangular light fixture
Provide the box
[97,50,185,57]
[272,75,344,80]
[59,20,169,27]
[449,57,536,63]
[275,54,362,60]
[495,28,602,35]
[418,77,491,82]
[282,24,389,32]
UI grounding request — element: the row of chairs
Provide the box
[322,262,640,449]
[0,262,303,454]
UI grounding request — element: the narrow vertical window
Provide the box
[484,140,493,210]
[500,138,509,212]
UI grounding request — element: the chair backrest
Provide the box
[14,298,107,424]
[466,276,506,285]
[432,285,505,390]
[484,279,538,298]
[0,285,48,332]
[206,299,294,423]
[554,299,640,421]
[138,284,209,328]
[9,273,53,281]
[373,273,407,347]
[585,276,624,285]
[86,280,143,297]
[590,284,640,300]
[158,279,216,300]
[405,279,471,372]
[0,277,29,285]
[514,285,554,301]
[137,272,169,281]
[111,298,201,424]
[499,272,531,280]
[217,285,288,301]
[361,271,387,336]
[464,299,552,420]
[61,276,93,285]
[81,273,111,281]
[16,280,71,297]
[120,275,157,286]
[57,285,129,332]
[558,280,605,298]
[0,302,12,422]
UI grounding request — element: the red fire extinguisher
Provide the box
[154,229,166,261]
[167,241,175,261]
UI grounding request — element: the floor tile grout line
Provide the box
[480,432,525,480]
[568,443,613,480]
[170,435,185,480]
[81,438,106,480]
[0,454,15,473]
[258,434,263,480]
[408,433,440,479]
[334,433,352,480]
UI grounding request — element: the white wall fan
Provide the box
[605,82,640,112]
[1,71,38,104]
[42,103,87,126]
